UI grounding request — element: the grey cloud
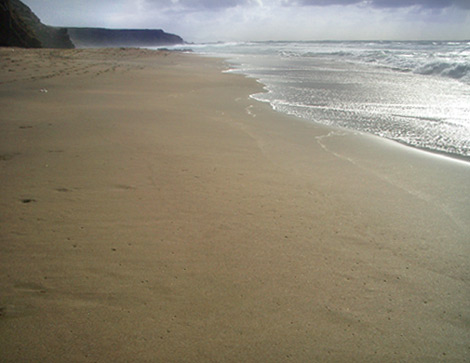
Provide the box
[369,0,452,8]
[293,0,361,5]
[145,0,470,10]
[289,0,468,8]
[176,0,246,8]
[373,0,470,9]
[145,0,249,10]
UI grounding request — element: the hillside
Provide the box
[1,0,74,48]
[1,0,183,49]
[1,0,41,47]
[67,28,184,48]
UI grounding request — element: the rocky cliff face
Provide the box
[67,28,184,48]
[0,0,42,47]
[1,0,184,49]
[0,0,74,48]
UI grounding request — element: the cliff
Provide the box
[0,0,74,48]
[67,28,184,48]
[0,0,42,47]
[1,0,184,49]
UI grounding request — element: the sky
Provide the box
[22,0,470,42]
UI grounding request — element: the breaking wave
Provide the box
[414,61,470,82]
[284,42,470,84]
[172,40,470,84]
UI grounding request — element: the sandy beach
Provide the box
[1,47,469,362]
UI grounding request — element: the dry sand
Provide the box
[0,47,469,362]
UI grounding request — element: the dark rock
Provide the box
[0,0,74,48]
[0,0,42,47]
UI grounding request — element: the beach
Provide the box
[0,47,469,361]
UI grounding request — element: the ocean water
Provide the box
[168,41,470,161]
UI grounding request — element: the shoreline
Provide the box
[392,139,470,164]
[250,89,470,166]
[212,47,470,165]
[1,47,469,362]
[248,82,470,166]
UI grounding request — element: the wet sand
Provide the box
[0,47,469,362]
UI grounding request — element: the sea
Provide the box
[164,41,470,161]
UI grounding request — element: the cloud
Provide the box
[368,0,452,8]
[142,0,251,10]
[23,0,470,21]
[157,0,469,41]
[292,0,363,5]
[289,0,469,8]
[21,0,470,41]
[155,0,470,10]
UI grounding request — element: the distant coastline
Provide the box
[1,0,184,49]
[66,27,184,48]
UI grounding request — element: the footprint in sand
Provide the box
[20,198,36,203]
[14,282,47,294]
[113,184,136,191]
[0,153,20,161]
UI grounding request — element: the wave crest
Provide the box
[414,61,470,82]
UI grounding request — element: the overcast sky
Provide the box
[22,0,470,42]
